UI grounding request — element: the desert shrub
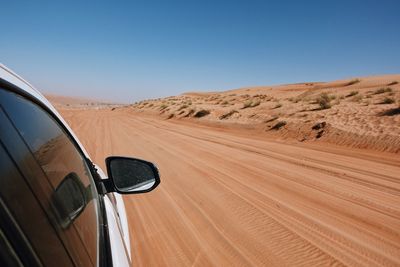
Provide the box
[184,109,196,117]
[373,87,392,94]
[351,94,363,102]
[194,109,210,118]
[219,110,238,120]
[380,97,395,104]
[242,99,261,109]
[388,81,398,86]
[148,103,154,107]
[316,93,331,109]
[221,100,229,105]
[242,100,253,108]
[272,103,282,109]
[167,114,174,119]
[178,104,188,111]
[252,99,261,107]
[347,79,360,86]
[160,104,168,110]
[270,121,287,130]
[346,91,359,97]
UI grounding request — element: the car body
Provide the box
[0,64,160,267]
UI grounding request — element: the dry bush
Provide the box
[221,100,229,105]
[316,93,331,109]
[184,109,196,117]
[178,104,188,111]
[219,110,238,120]
[160,104,168,110]
[388,81,398,86]
[252,99,261,107]
[272,103,282,109]
[242,99,261,109]
[373,87,392,94]
[346,91,359,97]
[243,100,252,108]
[351,94,363,103]
[380,97,395,104]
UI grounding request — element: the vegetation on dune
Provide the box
[346,91,359,97]
[380,97,395,104]
[373,87,392,95]
[351,94,363,103]
[316,93,332,110]
[178,104,188,111]
[219,110,238,120]
[242,99,261,109]
[160,104,168,110]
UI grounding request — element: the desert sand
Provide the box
[58,86,400,266]
[129,74,400,153]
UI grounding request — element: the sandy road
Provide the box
[62,109,400,267]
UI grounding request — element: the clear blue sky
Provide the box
[1,0,399,102]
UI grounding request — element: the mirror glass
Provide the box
[109,157,157,192]
[52,172,87,228]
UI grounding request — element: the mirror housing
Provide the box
[99,156,160,195]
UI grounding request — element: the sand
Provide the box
[129,74,400,153]
[60,106,400,266]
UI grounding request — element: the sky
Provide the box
[1,0,400,103]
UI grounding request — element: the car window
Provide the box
[0,88,100,266]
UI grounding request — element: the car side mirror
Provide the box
[102,156,160,194]
[52,172,88,228]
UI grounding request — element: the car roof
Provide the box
[0,63,91,159]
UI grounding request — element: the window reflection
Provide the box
[0,89,99,266]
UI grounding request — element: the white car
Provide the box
[0,64,160,267]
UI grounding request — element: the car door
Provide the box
[0,86,103,266]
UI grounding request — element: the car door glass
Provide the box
[0,88,99,266]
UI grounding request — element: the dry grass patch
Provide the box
[380,97,395,104]
[315,93,332,110]
[373,87,392,95]
[242,99,261,109]
[219,110,238,120]
[351,94,363,103]
[346,91,358,97]
[178,104,188,111]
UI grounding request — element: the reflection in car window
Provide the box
[0,89,99,266]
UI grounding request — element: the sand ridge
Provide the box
[128,74,400,153]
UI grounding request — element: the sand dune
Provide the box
[61,107,400,267]
[129,74,400,153]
